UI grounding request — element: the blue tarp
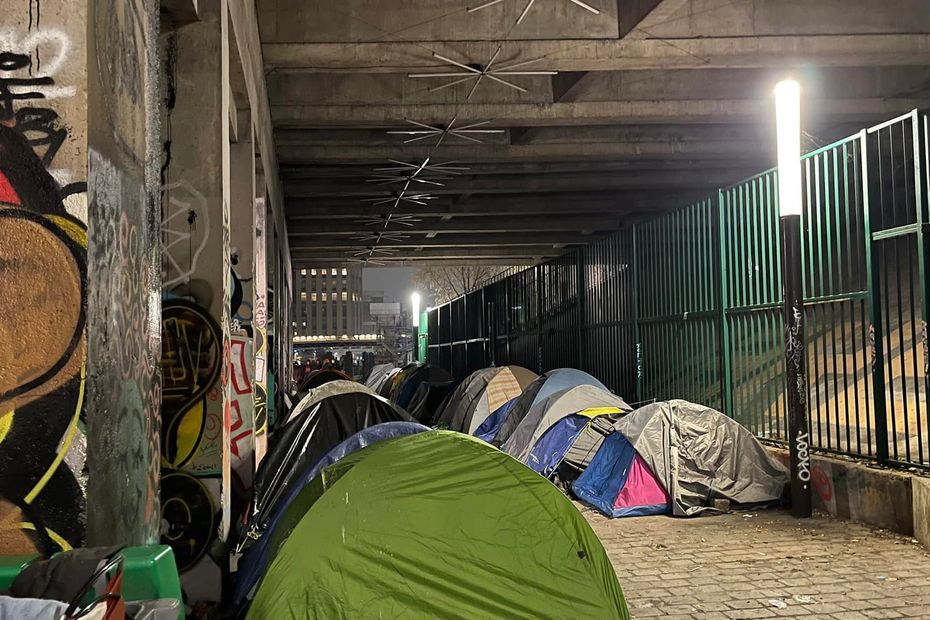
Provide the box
[526,414,587,477]
[474,398,517,442]
[572,432,669,518]
[235,421,429,603]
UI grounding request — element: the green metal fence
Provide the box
[426,109,930,468]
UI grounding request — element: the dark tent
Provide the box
[392,364,453,410]
[295,368,352,395]
[245,391,411,540]
[235,421,429,603]
[405,379,459,423]
[247,431,630,619]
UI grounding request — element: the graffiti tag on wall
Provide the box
[161,300,222,469]
[0,28,85,554]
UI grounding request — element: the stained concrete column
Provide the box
[85,0,162,547]
[160,0,233,545]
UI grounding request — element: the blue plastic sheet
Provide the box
[474,398,517,442]
[526,414,587,476]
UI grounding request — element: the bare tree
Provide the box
[414,265,515,305]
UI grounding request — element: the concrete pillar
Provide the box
[85,0,162,547]
[160,0,232,546]
[229,111,256,485]
[0,0,160,554]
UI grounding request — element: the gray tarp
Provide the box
[614,400,789,516]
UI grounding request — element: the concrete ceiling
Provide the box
[258,0,930,267]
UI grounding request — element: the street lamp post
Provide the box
[775,79,812,518]
[411,292,421,361]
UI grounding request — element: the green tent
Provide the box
[248,430,629,619]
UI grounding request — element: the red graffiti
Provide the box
[812,466,833,502]
[229,338,252,395]
[228,400,252,458]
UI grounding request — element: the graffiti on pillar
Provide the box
[160,469,216,573]
[253,199,268,463]
[161,300,223,470]
[228,335,254,488]
[160,180,210,289]
[0,26,86,555]
[85,150,162,545]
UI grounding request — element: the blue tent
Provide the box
[474,398,518,442]
[571,432,670,518]
[526,414,588,476]
[235,421,429,603]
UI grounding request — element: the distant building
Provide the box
[292,266,363,340]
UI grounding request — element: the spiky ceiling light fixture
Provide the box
[467,0,599,24]
[408,48,556,101]
[387,118,505,146]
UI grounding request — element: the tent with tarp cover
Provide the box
[573,400,789,518]
[246,431,630,620]
[432,365,537,433]
[243,391,411,543]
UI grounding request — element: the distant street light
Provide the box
[411,292,421,328]
[775,79,812,518]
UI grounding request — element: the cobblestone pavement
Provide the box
[583,506,930,619]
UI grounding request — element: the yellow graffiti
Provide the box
[0,410,11,444]
[18,522,72,552]
[24,359,85,504]
[48,215,87,249]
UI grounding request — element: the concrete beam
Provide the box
[278,157,770,179]
[263,34,930,73]
[618,0,690,38]
[287,214,622,235]
[271,98,919,128]
[551,71,589,102]
[282,169,752,198]
[277,140,767,164]
[276,139,766,164]
[288,232,599,248]
[284,191,700,218]
[290,246,566,261]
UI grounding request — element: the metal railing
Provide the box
[426,110,930,468]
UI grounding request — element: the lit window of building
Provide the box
[331,268,337,276]
[311,269,317,276]
[300,268,307,276]
[300,291,307,301]
[341,268,347,276]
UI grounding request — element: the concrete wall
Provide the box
[0,0,161,554]
[0,0,91,555]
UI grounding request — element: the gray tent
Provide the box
[365,363,395,389]
[501,385,630,462]
[433,366,536,432]
[612,400,788,516]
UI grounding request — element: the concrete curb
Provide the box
[769,447,918,539]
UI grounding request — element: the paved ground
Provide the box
[583,506,930,619]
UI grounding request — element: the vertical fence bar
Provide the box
[718,190,734,414]
[862,128,890,464]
